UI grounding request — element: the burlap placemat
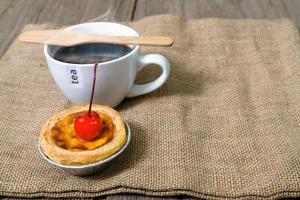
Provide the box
[0,15,300,199]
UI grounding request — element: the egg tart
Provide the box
[39,104,126,166]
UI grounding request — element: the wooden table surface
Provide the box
[1,0,300,199]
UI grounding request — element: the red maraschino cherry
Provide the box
[74,63,102,141]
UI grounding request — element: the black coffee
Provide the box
[53,43,132,64]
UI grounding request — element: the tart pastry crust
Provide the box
[39,105,126,166]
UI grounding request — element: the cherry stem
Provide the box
[88,62,98,116]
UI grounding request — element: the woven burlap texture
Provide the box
[0,15,300,199]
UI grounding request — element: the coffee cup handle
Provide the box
[126,54,170,98]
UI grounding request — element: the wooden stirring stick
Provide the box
[19,30,173,47]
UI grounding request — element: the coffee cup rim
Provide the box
[44,22,140,67]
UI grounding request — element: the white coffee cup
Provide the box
[44,22,170,107]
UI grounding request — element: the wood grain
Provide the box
[19,30,173,46]
[0,0,136,58]
[134,0,300,27]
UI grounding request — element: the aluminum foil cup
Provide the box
[38,122,131,176]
